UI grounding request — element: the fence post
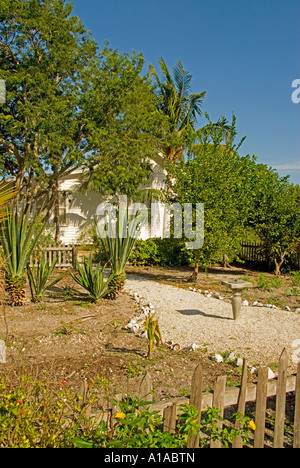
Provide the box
[232,359,248,448]
[72,246,77,270]
[294,362,300,448]
[274,348,288,448]
[254,367,269,448]
[187,363,203,448]
[210,375,226,448]
[138,372,153,410]
[163,402,177,434]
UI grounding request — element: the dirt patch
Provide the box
[0,264,298,404]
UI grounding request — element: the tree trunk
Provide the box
[190,249,200,282]
[53,179,60,244]
[223,254,231,269]
[274,252,286,276]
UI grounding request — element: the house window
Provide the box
[59,192,67,225]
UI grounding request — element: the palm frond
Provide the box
[0,182,17,222]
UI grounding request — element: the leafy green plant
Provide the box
[27,257,64,303]
[0,374,255,449]
[144,312,163,360]
[0,204,44,305]
[291,271,300,287]
[72,399,253,449]
[70,256,115,303]
[257,274,273,292]
[130,238,193,267]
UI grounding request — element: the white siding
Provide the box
[57,159,168,245]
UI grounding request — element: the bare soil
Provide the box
[0,263,299,406]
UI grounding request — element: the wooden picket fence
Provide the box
[107,348,300,449]
[240,241,300,268]
[30,246,77,269]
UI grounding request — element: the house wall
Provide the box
[57,156,169,245]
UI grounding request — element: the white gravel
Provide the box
[124,274,300,371]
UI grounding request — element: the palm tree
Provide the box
[150,58,232,164]
[149,58,206,163]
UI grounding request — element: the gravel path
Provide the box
[124,273,300,370]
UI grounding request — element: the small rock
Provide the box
[252,301,263,307]
[250,367,257,375]
[140,331,147,339]
[211,353,224,363]
[242,300,249,306]
[268,368,276,379]
[235,358,244,367]
[285,306,291,311]
[131,324,140,334]
[295,308,300,314]
[266,304,273,308]
[191,343,200,351]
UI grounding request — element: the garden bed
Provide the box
[0,264,299,404]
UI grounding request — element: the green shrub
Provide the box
[0,376,254,448]
[291,270,300,287]
[130,238,194,267]
[257,274,273,292]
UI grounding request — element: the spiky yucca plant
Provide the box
[27,257,64,303]
[0,182,17,310]
[99,203,145,300]
[70,256,116,304]
[0,204,44,306]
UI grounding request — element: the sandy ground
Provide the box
[125,273,300,371]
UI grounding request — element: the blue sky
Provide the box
[72,0,300,184]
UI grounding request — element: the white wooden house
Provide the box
[56,153,169,245]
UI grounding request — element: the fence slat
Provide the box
[294,362,300,449]
[232,359,248,448]
[138,372,153,408]
[210,375,226,448]
[254,367,269,448]
[163,402,177,434]
[187,363,203,448]
[274,348,288,448]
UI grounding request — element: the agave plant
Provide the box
[0,204,44,305]
[99,203,146,299]
[70,255,116,304]
[27,256,64,303]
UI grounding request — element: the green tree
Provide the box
[0,0,168,242]
[169,116,255,278]
[149,57,206,163]
[0,0,99,240]
[247,164,300,275]
[81,48,169,199]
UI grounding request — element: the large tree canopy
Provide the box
[0,0,169,240]
[168,116,256,275]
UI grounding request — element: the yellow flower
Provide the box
[115,412,126,420]
[248,420,256,431]
[150,424,155,433]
